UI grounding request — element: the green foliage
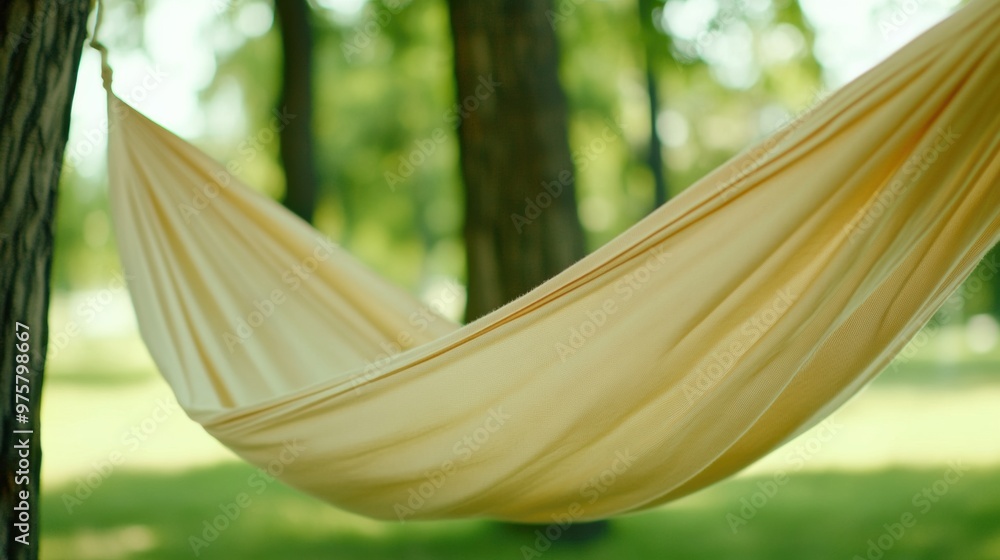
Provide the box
[54,0,1000,317]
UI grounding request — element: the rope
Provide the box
[88,0,113,90]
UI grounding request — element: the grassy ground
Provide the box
[40,464,1000,559]
[37,327,1000,559]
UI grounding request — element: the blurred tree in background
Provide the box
[637,0,670,208]
[50,0,998,352]
[448,0,586,322]
[51,0,997,343]
[274,0,320,222]
[56,0,837,298]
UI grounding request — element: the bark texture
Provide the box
[0,1,91,558]
[448,0,587,322]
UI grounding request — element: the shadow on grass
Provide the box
[42,463,1000,560]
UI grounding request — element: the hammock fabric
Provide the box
[104,1,999,523]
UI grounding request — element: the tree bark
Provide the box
[448,0,587,323]
[0,1,91,558]
[275,0,320,223]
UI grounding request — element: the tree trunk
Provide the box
[638,0,669,208]
[0,1,91,558]
[448,0,607,541]
[448,0,587,323]
[275,0,319,223]
[990,244,1000,318]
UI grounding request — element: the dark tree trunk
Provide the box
[448,0,606,542]
[644,65,668,207]
[990,244,1000,318]
[638,0,669,208]
[448,0,587,323]
[275,0,319,223]
[0,1,91,558]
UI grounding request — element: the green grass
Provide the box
[41,463,1000,560]
[874,359,1000,387]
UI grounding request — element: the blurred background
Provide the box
[43,0,1000,558]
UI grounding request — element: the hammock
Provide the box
[101,0,999,523]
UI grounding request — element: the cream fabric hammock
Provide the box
[101,0,1000,523]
